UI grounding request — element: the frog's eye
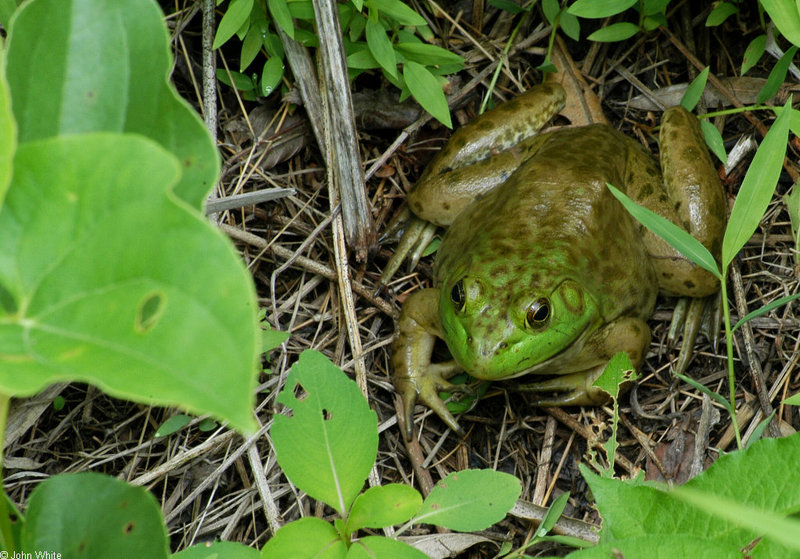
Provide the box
[450,279,466,311]
[526,298,550,329]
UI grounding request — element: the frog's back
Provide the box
[435,125,659,321]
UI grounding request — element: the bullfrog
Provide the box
[390,82,726,438]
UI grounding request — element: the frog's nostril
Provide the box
[498,342,508,349]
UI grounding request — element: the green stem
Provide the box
[719,278,743,450]
[0,391,16,552]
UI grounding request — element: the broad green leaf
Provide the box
[261,517,347,558]
[587,22,640,42]
[0,0,18,26]
[260,56,285,96]
[705,2,738,26]
[564,536,744,558]
[784,392,800,405]
[0,134,259,433]
[347,47,380,70]
[606,184,722,278]
[20,473,169,556]
[488,0,524,13]
[641,0,670,16]
[542,0,560,24]
[213,0,254,49]
[680,67,709,111]
[784,182,800,261]
[0,49,14,207]
[732,293,800,332]
[700,119,727,165]
[757,46,798,103]
[174,540,260,558]
[287,0,314,19]
[741,34,766,75]
[395,43,465,66]
[6,0,219,209]
[366,16,397,79]
[593,351,636,400]
[568,0,637,18]
[761,0,800,47]
[346,484,422,534]
[403,61,452,128]
[262,328,289,352]
[722,98,792,267]
[560,10,581,40]
[347,536,428,558]
[413,469,521,531]
[268,0,295,39]
[240,19,265,71]
[370,0,426,25]
[581,433,800,555]
[217,68,257,90]
[155,414,192,438]
[272,350,379,515]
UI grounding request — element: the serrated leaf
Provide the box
[606,184,722,278]
[700,119,727,166]
[213,0,254,49]
[741,34,766,75]
[413,469,521,531]
[587,22,640,42]
[680,66,709,111]
[260,56,284,96]
[762,0,800,47]
[272,350,378,515]
[705,2,738,26]
[723,98,792,267]
[403,60,452,128]
[347,536,428,558]
[346,484,422,534]
[568,0,637,18]
[261,517,347,558]
[370,0,426,25]
[20,473,169,556]
[366,16,397,78]
[268,0,294,39]
[593,351,636,400]
[757,45,797,103]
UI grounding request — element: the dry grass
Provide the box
[5,1,800,556]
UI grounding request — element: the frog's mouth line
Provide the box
[507,320,595,379]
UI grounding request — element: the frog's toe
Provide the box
[395,361,465,439]
[515,371,610,406]
[669,293,722,375]
[380,218,438,286]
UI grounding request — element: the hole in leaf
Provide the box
[292,382,308,401]
[322,408,332,420]
[135,291,165,333]
[123,521,135,534]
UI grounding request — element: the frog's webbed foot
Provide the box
[668,293,722,375]
[379,214,438,287]
[395,360,467,438]
[514,369,612,406]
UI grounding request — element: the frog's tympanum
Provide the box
[390,83,726,438]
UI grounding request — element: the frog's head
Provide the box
[439,276,600,380]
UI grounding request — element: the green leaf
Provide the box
[732,292,800,332]
[700,119,727,165]
[240,22,264,71]
[217,68,257,90]
[347,47,380,70]
[403,60,452,128]
[155,414,192,438]
[593,351,636,400]
[6,0,220,208]
[488,0,524,13]
[260,56,285,96]
[757,45,798,103]
[761,0,800,47]
[395,43,465,66]
[0,134,259,433]
[261,517,347,558]
[560,10,581,40]
[370,0,426,25]
[680,66,709,111]
[413,469,521,531]
[534,492,570,538]
[262,328,289,352]
[346,484,422,534]
[20,473,169,556]
[784,392,800,405]
[174,540,260,558]
[272,350,379,515]
[741,33,766,75]
[347,536,428,558]
[722,98,792,267]
[0,0,18,27]
[641,0,670,16]
[705,2,738,26]
[268,0,295,39]
[568,0,637,18]
[587,22,640,42]
[52,395,65,411]
[366,16,397,79]
[213,0,254,49]
[674,372,732,411]
[542,0,560,24]
[0,49,14,207]
[606,184,722,278]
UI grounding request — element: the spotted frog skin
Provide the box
[392,82,726,438]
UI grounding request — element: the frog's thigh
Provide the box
[518,317,650,406]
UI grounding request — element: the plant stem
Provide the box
[719,278,743,449]
[0,391,16,551]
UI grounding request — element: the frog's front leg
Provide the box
[392,288,466,438]
[515,317,651,405]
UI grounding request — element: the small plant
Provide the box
[213,0,464,126]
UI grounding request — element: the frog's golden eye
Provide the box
[450,279,466,311]
[526,298,550,329]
